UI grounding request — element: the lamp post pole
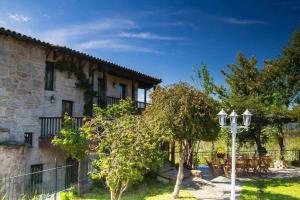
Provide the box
[230,121,237,200]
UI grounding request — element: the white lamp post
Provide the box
[217,109,252,200]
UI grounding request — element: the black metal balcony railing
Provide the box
[40,97,148,139]
[40,117,83,138]
[98,96,149,110]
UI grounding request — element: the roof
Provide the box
[0,27,161,85]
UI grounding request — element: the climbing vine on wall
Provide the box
[55,60,96,116]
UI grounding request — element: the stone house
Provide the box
[0,27,161,196]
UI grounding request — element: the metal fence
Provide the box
[0,161,77,200]
[195,149,300,166]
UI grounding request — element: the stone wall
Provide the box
[0,35,66,177]
[0,34,140,178]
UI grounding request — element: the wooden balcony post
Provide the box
[102,66,108,107]
[131,79,136,101]
[144,89,147,104]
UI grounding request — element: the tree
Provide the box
[261,26,300,157]
[263,26,300,108]
[52,115,89,195]
[215,52,270,150]
[192,63,216,96]
[144,83,218,199]
[82,100,164,200]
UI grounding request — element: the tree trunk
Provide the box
[117,180,129,200]
[77,161,82,195]
[211,141,215,162]
[111,191,116,200]
[77,159,88,195]
[172,142,185,199]
[278,135,285,160]
[187,140,193,169]
[254,136,262,154]
[277,125,285,160]
[171,141,175,166]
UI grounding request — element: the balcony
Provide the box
[39,117,84,148]
[98,96,149,110]
[39,97,149,148]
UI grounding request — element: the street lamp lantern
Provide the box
[242,109,252,127]
[217,108,251,200]
[217,109,228,126]
[229,110,238,124]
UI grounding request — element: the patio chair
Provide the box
[259,156,272,173]
[249,157,258,174]
[204,156,220,176]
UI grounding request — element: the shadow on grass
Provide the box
[79,177,196,200]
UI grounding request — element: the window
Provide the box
[24,132,33,147]
[98,78,105,97]
[119,84,126,99]
[62,100,73,116]
[31,164,43,185]
[45,62,54,90]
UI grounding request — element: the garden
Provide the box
[54,26,300,200]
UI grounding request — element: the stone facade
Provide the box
[0,33,147,177]
[0,35,67,176]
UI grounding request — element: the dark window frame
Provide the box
[30,164,43,185]
[119,83,126,99]
[24,132,33,147]
[45,62,54,91]
[62,100,74,116]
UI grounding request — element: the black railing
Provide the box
[98,96,149,110]
[40,117,84,138]
[0,161,79,199]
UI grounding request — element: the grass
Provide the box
[240,177,300,200]
[69,178,196,200]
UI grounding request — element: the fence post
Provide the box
[54,157,58,200]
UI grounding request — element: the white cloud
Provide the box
[41,18,137,45]
[76,39,161,54]
[117,32,183,41]
[8,14,31,22]
[220,17,268,25]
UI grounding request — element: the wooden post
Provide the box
[144,89,147,104]
[153,85,157,91]
[131,79,136,101]
[102,66,108,107]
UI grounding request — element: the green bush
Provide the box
[290,160,300,166]
[60,190,75,200]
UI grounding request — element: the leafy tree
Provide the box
[83,100,164,200]
[52,115,89,195]
[215,52,269,150]
[260,27,300,157]
[263,26,300,107]
[144,83,218,199]
[192,63,216,96]
[192,64,224,160]
[191,27,300,156]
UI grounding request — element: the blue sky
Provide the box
[0,0,299,87]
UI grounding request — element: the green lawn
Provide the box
[240,177,300,200]
[62,179,196,200]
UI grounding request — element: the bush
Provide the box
[290,160,300,166]
[60,189,75,200]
